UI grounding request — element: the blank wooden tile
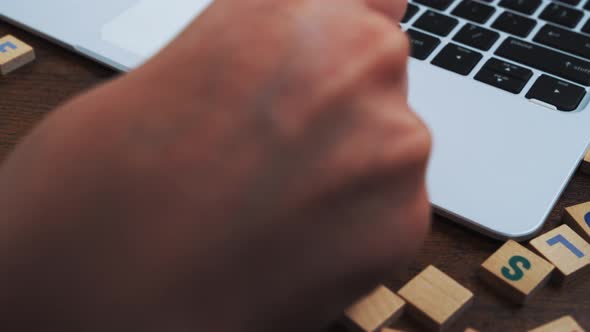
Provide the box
[344,285,406,332]
[582,150,590,175]
[529,315,585,332]
[529,224,590,284]
[0,35,35,75]
[464,329,480,332]
[398,265,474,331]
[381,329,404,332]
[479,240,554,304]
[564,201,590,243]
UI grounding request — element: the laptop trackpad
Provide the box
[101,0,212,59]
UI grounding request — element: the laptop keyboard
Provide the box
[402,0,590,112]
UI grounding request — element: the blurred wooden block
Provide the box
[0,35,35,75]
[381,329,404,332]
[464,329,480,332]
[344,285,406,332]
[582,150,590,175]
[564,201,590,243]
[479,240,554,304]
[398,265,474,331]
[529,224,590,284]
[529,315,585,332]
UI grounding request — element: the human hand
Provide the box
[0,0,430,331]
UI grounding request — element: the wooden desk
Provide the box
[2,21,590,332]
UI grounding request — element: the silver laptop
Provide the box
[3,0,590,239]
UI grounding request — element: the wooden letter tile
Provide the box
[564,201,590,243]
[0,35,35,75]
[479,240,554,304]
[529,315,585,332]
[344,285,405,332]
[529,224,590,284]
[398,265,474,331]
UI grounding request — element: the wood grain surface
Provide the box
[2,21,590,332]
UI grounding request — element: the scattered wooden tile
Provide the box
[398,265,474,331]
[381,328,404,332]
[529,224,590,284]
[0,35,35,75]
[479,240,554,304]
[344,285,406,332]
[582,150,590,175]
[464,328,480,332]
[564,201,590,243]
[529,315,585,332]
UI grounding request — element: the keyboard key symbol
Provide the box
[0,41,17,53]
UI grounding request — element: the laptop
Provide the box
[2,0,590,239]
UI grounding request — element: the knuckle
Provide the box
[356,18,410,71]
[372,24,411,72]
[411,115,433,161]
[377,109,432,171]
[391,28,411,62]
[403,111,432,159]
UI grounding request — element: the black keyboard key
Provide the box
[484,58,533,81]
[475,58,532,94]
[475,68,528,93]
[585,0,590,10]
[499,0,542,15]
[414,0,456,10]
[492,11,536,37]
[581,18,590,34]
[451,0,496,23]
[452,23,499,51]
[556,0,580,5]
[431,43,482,75]
[413,10,459,37]
[534,24,590,60]
[408,29,441,60]
[526,75,586,111]
[496,37,590,86]
[402,4,420,23]
[539,3,583,28]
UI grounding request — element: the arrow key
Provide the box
[475,68,527,94]
[526,75,586,111]
[484,58,532,82]
[431,43,482,76]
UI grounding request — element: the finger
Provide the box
[370,25,411,89]
[365,0,408,22]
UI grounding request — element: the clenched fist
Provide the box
[0,0,431,331]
